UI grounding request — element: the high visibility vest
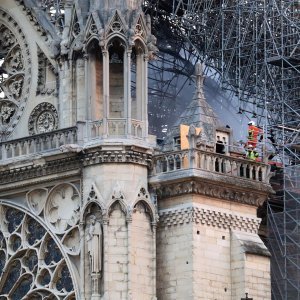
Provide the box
[248,125,261,142]
[247,150,259,160]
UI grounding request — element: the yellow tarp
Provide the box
[180,124,201,150]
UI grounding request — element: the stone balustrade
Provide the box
[151,149,270,183]
[0,119,146,162]
[0,127,77,161]
[87,118,145,139]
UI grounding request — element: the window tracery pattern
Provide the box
[0,204,76,300]
[28,102,59,135]
[0,9,31,139]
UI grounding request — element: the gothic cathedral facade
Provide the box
[0,1,272,299]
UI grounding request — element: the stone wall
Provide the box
[157,222,193,299]
[107,203,128,299]
[157,197,271,300]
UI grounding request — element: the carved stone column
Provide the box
[143,55,149,137]
[102,215,109,299]
[151,222,157,300]
[126,50,132,136]
[79,221,85,300]
[126,214,133,300]
[102,50,109,137]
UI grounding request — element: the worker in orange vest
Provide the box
[246,121,262,148]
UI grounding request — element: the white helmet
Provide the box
[248,121,255,126]
[253,148,258,151]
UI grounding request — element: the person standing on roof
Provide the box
[247,121,263,148]
[246,145,259,161]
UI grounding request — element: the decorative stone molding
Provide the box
[82,149,152,167]
[0,145,151,186]
[28,102,59,135]
[153,180,267,207]
[133,188,158,224]
[159,206,261,234]
[45,183,80,234]
[0,8,31,138]
[0,155,81,187]
[27,187,48,215]
[37,47,57,95]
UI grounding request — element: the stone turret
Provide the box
[0,1,157,300]
[150,64,272,299]
[176,62,218,142]
[163,62,219,151]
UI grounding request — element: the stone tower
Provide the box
[0,0,272,299]
[149,64,272,299]
[0,0,157,299]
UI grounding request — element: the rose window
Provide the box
[0,205,76,300]
[0,10,31,137]
[28,103,59,135]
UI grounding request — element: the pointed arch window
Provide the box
[86,40,104,121]
[108,38,125,118]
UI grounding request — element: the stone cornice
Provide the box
[82,148,152,167]
[151,178,268,207]
[0,155,81,186]
[0,146,152,187]
[159,205,261,234]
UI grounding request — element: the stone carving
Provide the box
[135,23,143,35]
[87,215,102,274]
[153,180,267,207]
[37,112,56,133]
[28,102,58,135]
[27,188,48,215]
[159,205,261,233]
[0,147,152,187]
[7,76,23,98]
[60,144,85,153]
[37,47,57,95]
[45,184,80,234]
[112,182,125,200]
[0,104,15,124]
[38,0,65,34]
[72,12,81,37]
[107,12,125,35]
[0,10,31,136]
[62,226,80,254]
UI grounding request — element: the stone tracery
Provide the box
[0,9,31,138]
[28,102,59,135]
[0,204,76,299]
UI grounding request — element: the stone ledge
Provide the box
[158,204,261,233]
[150,175,269,207]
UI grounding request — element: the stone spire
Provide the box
[162,62,219,150]
[175,62,218,142]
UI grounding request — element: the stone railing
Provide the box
[151,149,270,183]
[0,127,77,161]
[0,118,146,162]
[86,118,145,139]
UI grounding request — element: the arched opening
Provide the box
[86,39,104,121]
[108,38,125,118]
[131,40,145,121]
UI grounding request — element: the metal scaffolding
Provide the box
[143,0,300,299]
